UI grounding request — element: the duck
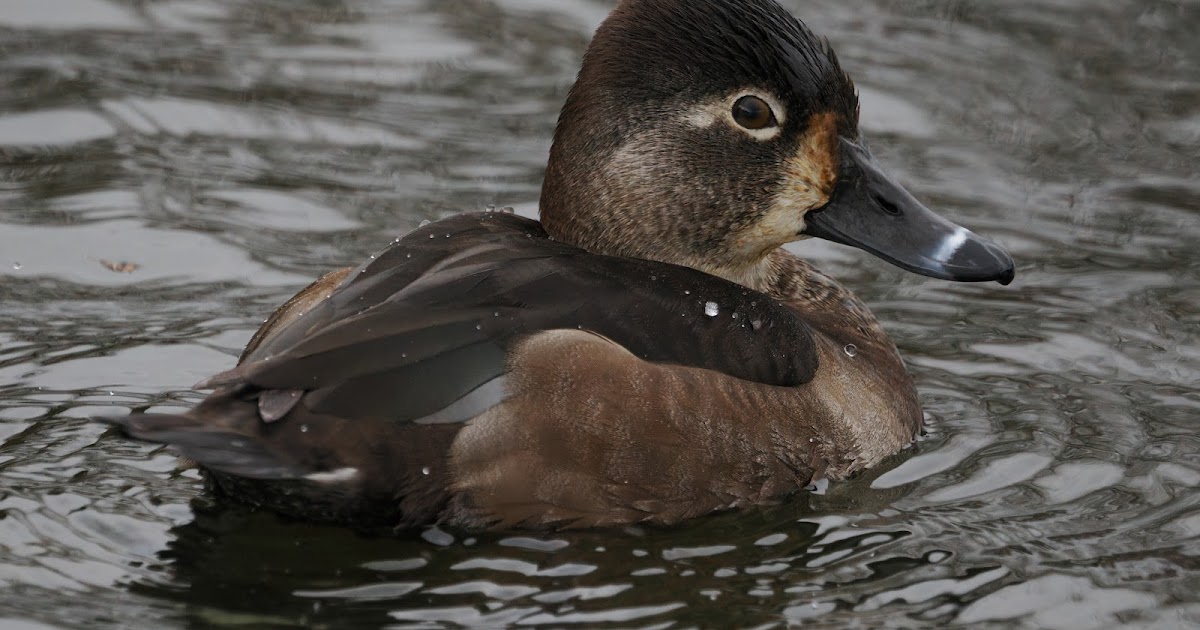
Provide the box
[103,0,1014,531]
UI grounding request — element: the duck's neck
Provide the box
[539,154,786,292]
[753,249,893,349]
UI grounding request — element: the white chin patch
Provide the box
[305,467,360,484]
[932,226,971,265]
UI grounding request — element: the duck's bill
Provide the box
[803,137,1015,285]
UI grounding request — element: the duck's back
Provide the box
[106,212,824,529]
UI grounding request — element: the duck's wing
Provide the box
[210,212,817,423]
[103,213,818,516]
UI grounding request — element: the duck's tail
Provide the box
[99,396,460,528]
[101,409,308,480]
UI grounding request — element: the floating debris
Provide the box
[99,260,139,273]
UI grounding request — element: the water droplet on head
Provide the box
[421,466,431,475]
[419,219,432,227]
[300,424,309,433]
[428,234,435,239]
[485,204,496,212]
[684,290,691,295]
[704,301,719,317]
[731,312,739,319]
[406,253,411,258]
[475,324,482,330]
[844,344,858,358]
[751,319,763,331]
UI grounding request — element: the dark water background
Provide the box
[1,0,1198,627]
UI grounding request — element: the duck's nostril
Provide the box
[875,195,902,216]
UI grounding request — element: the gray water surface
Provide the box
[1,0,1198,628]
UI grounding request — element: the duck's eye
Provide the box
[732,95,776,130]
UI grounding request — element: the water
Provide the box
[1,0,1197,627]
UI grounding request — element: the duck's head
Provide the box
[539,0,1014,287]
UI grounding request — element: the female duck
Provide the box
[106,0,1013,530]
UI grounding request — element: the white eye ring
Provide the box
[680,90,787,142]
[725,91,786,141]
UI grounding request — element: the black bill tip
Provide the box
[936,227,1016,285]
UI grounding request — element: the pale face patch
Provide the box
[680,89,788,141]
[729,111,841,258]
[773,110,840,216]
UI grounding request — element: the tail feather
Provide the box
[100,413,306,480]
[97,395,463,527]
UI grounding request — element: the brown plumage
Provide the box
[101,0,1014,530]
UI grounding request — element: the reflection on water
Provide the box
[1,0,1197,627]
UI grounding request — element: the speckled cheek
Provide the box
[777,111,840,215]
[729,112,841,255]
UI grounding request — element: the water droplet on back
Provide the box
[704,301,719,317]
[844,344,858,358]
